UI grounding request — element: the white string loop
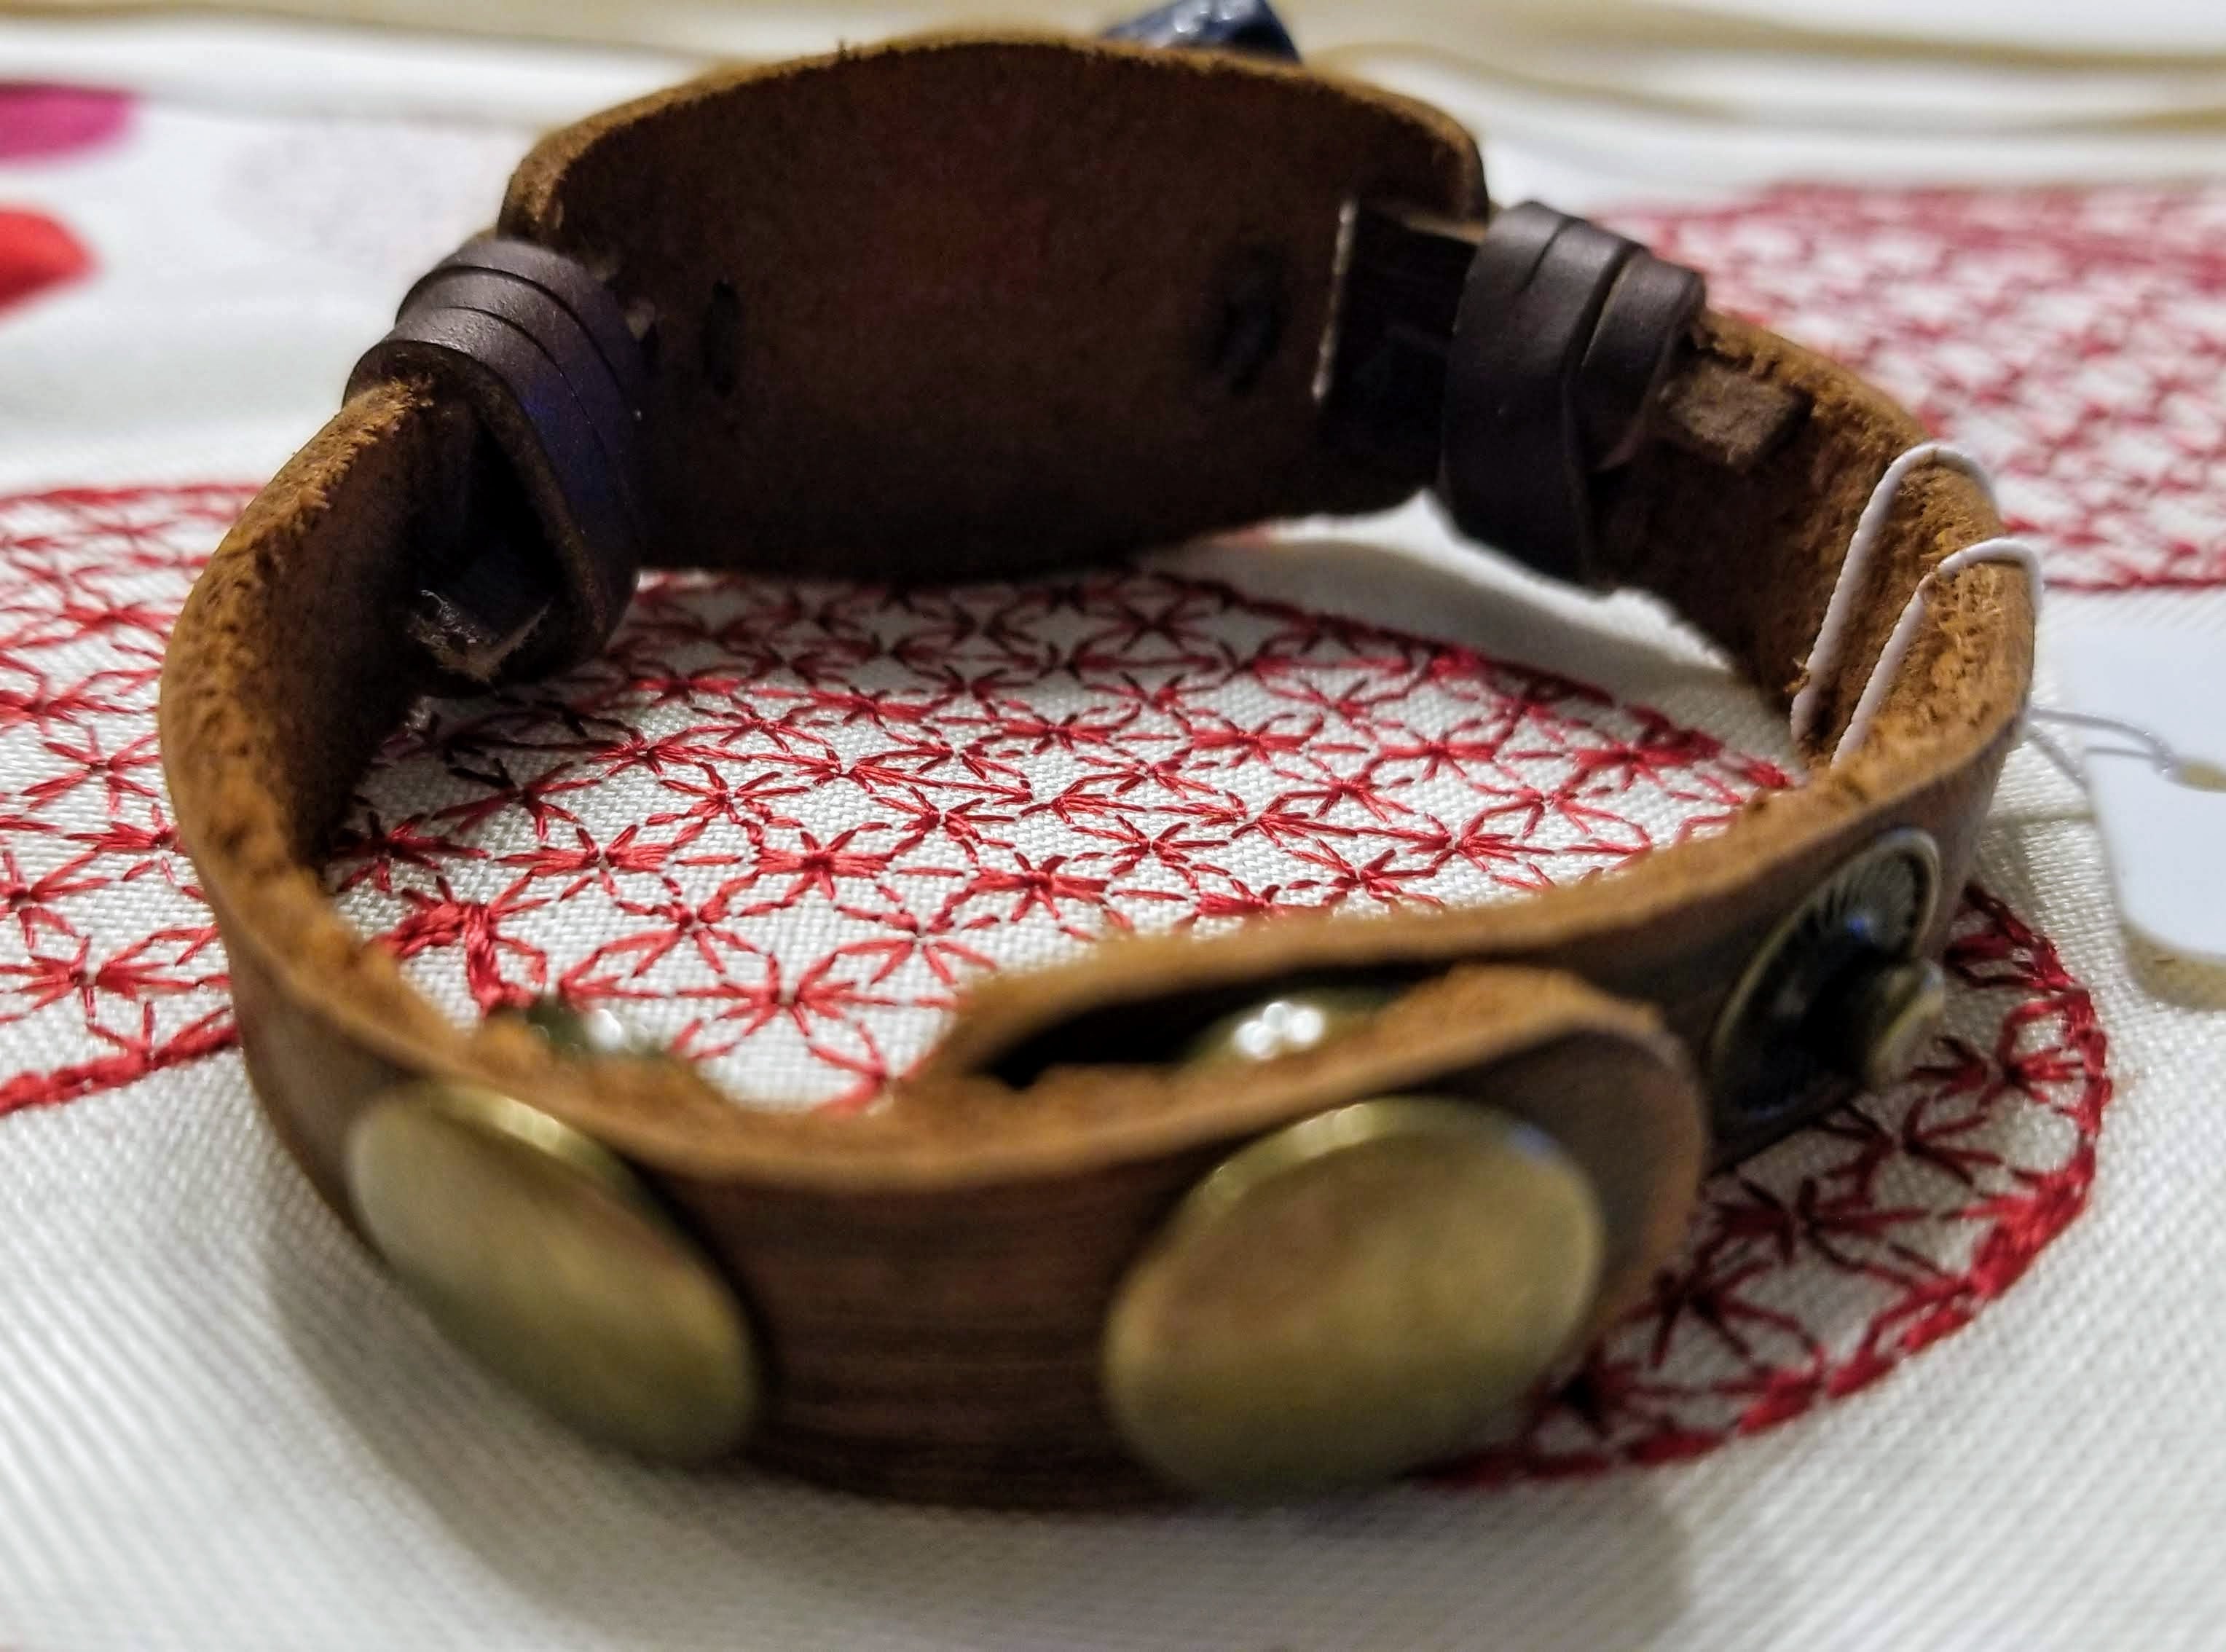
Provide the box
[1830,536,2042,763]
[1790,441,2042,766]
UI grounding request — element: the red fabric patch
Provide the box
[0,84,133,162]
[0,208,92,315]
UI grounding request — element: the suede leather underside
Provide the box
[500,35,1484,581]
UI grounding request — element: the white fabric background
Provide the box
[3,7,2225,1648]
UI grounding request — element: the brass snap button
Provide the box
[1709,827,1946,1137]
[344,1080,759,1463]
[1102,1097,1605,1500]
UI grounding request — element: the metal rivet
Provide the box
[1180,986,1394,1067]
[345,1080,758,1463]
[1710,827,1944,1131]
[506,994,655,1061]
[1826,956,1948,1093]
[1103,1096,1605,1500]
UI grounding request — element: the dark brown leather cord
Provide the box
[405,237,653,414]
[1438,202,1706,587]
[349,236,649,684]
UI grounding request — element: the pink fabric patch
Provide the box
[0,84,133,162]
[0,208,92,313]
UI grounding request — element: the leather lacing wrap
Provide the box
[349,236,650,685]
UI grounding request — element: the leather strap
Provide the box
[159,33,2034,1506]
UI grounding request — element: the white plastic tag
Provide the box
[2064,628,2226,967]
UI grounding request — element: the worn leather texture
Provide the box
[157,34,2034,1505]
[497,34,1483,581]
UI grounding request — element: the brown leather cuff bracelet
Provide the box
[157,30,2034,1506]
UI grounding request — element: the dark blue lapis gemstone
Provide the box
[1101,0,1300,63]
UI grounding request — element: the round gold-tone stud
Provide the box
[1180,986,1396,1068]
[1826,956,1948,1093]
[1103,1096,1605,1500]
[344,1080,758,1463]
[1710,828,1945,1138]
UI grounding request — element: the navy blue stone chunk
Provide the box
[1101,0,1301,62]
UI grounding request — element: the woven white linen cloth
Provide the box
[2,11,2225,1649]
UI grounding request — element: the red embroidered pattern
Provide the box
[334,568,1793,1109]
[1610,184,2226,591]
[1453,889,2109,1479]
[0,481,2111,1479]
[0,486,239,1114]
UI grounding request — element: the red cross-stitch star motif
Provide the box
[1610,184,2226,591]
[0,485,240,1113]
[333,569,1793,1109]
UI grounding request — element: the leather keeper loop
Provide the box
[404,237,653,415]
[1437,202,1705,588]
[349,235,650,685]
